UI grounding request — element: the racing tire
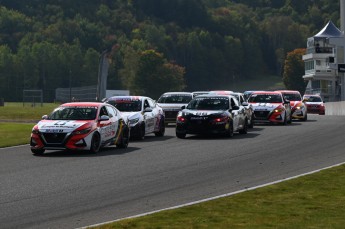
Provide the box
[282,112,287,125]
[176,132,186,139]
[224,121,234,138]
[302,113,308,121]
[239,119,248,134]
[116,126,129,149]
[287,113,292,124]
[155,118,165,137]
[248,114,254,128]
[90,132,101,153]
[31,148,45,155]
[137,123,145,140]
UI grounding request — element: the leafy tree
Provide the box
[283,48,307,94]
[120,49,185,98]
[0,6,32,51]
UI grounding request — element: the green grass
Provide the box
[95,164,345,229]
[0,102,58,121]
[0,122,34,147]
[0,102,59,148]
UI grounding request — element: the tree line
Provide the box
[0,0,340,101]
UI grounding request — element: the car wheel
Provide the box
[303,113,308,121]
[138,123,145,140]
[90,132,101,153]
[117,126,129,149]
[155,117,165,137]
[225,121,234,138]
[239,118,248,134]
[31,148,45,155]
[281,112,287,125]
[248,114,254,128]
[176,132,186,139]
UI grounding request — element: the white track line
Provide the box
[79,161,345,229]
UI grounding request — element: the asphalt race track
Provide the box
[1,115,345,229]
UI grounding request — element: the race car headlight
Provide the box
[129,118,140,125]
[73,127,91,135]
[274,108,284,113]
[32,128,40,134]
[296,106,301,109]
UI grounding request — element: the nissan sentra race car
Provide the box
[30,102,130,155]
[248,91,292,125]
[157,92,193,126]
[277,90,307,121]
[175,94,248,138]
[303,94,326,115]
[105,96,165,140]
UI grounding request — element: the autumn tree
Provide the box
[283,48,307,94]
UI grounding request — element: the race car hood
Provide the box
[36,120,90,133]
[182,109,225,116]
[290,101,303,108]
[305,102,323,105]
[158,103,188,110]
[120,112,141,120]
[250,103,281,111]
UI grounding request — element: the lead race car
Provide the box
[30,102,130,155]
[175,94,248,138]
[105,96,165,139]
[248,91,292,125]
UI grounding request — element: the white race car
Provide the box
[105,96,165,140]
[157,92,193,126]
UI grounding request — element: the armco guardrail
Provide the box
[325,101,345,115]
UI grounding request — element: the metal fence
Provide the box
[55,85,98,103]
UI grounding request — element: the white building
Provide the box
[302,1,345,102]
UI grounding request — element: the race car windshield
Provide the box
[157,95,192,104]
[107,100,142,112]
[305,96,322,102]
[248,94,283,103]
[187,98,229,110]
[283,93,301,101]
[49,107,97,120]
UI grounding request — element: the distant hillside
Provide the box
[0,0,339,101]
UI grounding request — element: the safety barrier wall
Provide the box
[325,101,345,115]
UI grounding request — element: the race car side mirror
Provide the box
[232,105,240,110]
[99,115,110,121]
[144,107,153,112]
[42,115,48,120]
[181,105,186,109]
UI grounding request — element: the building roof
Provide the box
[314,21,343,38]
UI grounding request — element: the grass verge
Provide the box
[0,102,58,121]
[94,164,345,229]
[0,122,34,147]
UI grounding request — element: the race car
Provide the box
[248,91,292,125]
[276,90,307,121]
[30,102,130,155]
[209,90,234,95]
[157,92,193,126]
[105,96,165,140]
[230,92,254,128]
[175,94,248,138]
[303,94,326,115]
[192,91,210,97]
